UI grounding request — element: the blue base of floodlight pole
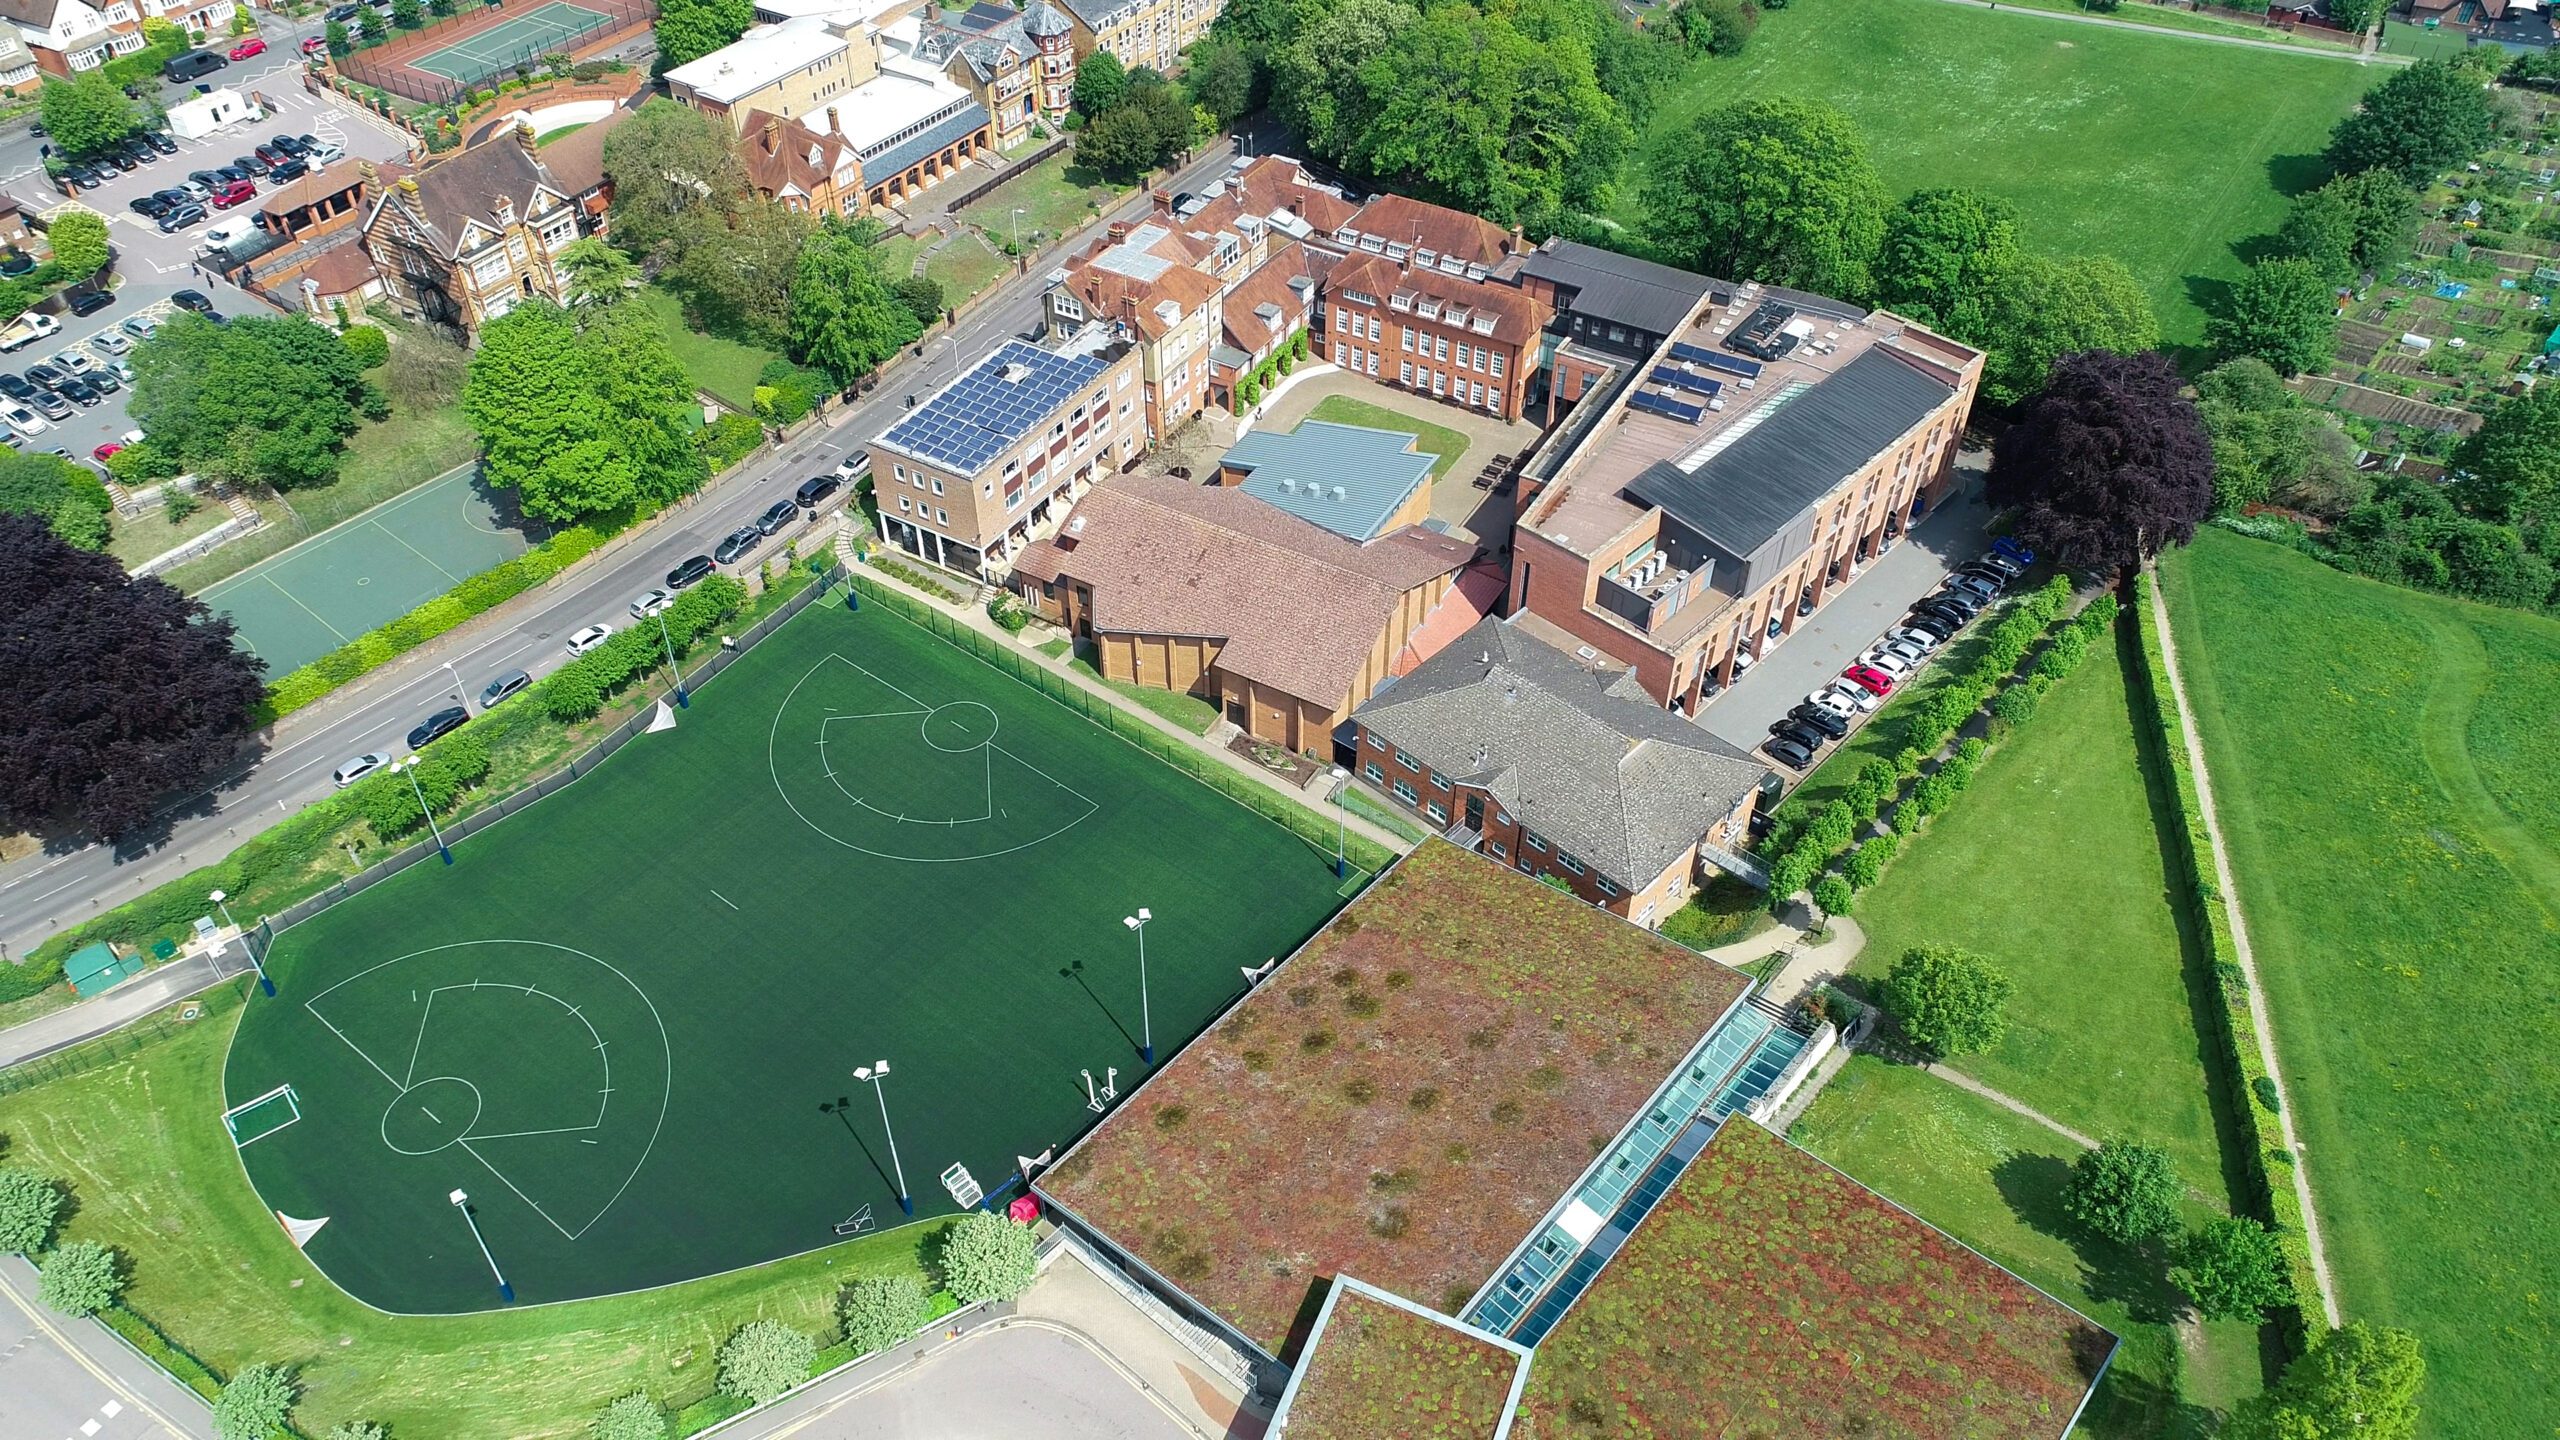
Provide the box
[674,684,690,709]
[898,1194,913,1216]
[498,1281,515,1303]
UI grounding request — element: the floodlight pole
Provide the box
[1123,908,1153,1064]
[1328,766,1348,877]
[450,1190,513,1302]
[653,608,688,708]
[856,1062,911,1215]
[208,888,272,995]
[398,758,453,865]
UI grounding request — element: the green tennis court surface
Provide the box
[199,467,529,676]
[220,596,1348,1313]
[408,2,612,81]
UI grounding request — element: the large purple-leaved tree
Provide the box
[0,513,266,841]
[1986,349,2215,575]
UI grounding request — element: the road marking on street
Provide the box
[0,1267,197,1440]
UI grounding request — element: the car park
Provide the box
[713,525,761,565]
[209,178,256,209]
[794,474,842,508]
[253,142,290,167]
[1843,665,1896,696]
[628,587,674,618]
[408,706,469,748]
[1762,734,1816,772]
[1859,648,1914,678]
[1884,626,1942,653]
[756,499,798,536]
[57,376,103,407]
[331,752,390,788]
[1824,680,1882,714]
[156,203,208,233]
[0,401,46,436]
[142,130,177,156]
[1787,703,1850,741]
[97,148,137,173]
[121,315,159,340]
[668,554,715,588]
[566,624,613,656]
[478,669,531,708]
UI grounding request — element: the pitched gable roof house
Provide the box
[1158,155,1359,292]
[360,124,582,339]
[740,109,863,216]
[1209,239,1329,401]
[1012,474,1476,753]
[1045,221,1226,435]
[1337,191,1519,273]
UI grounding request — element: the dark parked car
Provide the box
[164,49,228,82]
[1786,703,1850,741]
[0,252,32,278]
[56,375,103,407]
[143,130,178,155]
[97,148,138,173]
[0,373,31,399]
[67,290,112,319]
[82,366,118,393]
[1762,735,1816,772]
[667,554,715,589]
[157,203,208,233]
[713,525,761,565]
[1908,599,1971,632]
[794,474,841,508]
[271,133,311,157]
[231,153,271,178]
[1769,718,1829,753]
[268,156,309,183]
[131,192,177,219]
[25,363,69,391]
[171,289,215,314]
[755,499,798,537]
[187,168,228,191]
[478,669,531,709]
[325,0,360,17]
[407,706,469,749]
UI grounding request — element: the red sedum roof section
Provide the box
[1038,840,1749,1356]
[1516,1118,2115,1440]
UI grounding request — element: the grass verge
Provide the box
[634,286,782,410]
[1071,642,1220,734]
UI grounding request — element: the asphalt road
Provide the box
[0,1258,212,1440]
[0,136,1255,963]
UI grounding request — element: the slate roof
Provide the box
[371,129,565,261]
[1355,614,1768,888]
[1624,347,1954,557]
[861,100,990,180]
[1013,475,1472,707]
[1020,1,1072,36]
[1517,238,1713,334]
[1221,420,1433,544]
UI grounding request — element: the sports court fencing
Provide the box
[0,984,242,1101]
[334,0,655,105]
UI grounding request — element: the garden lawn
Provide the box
[2159,528,2560,1438]
[922,233,1013,311]
[635,285,782,409]
[1792,1055,2263,1438]
[1072,643,1220,733]
[1846,632,2234,1189]
[1991,0,2355,49]
[0,982,952,1440]
[1304,395,1471,481]
[104,493,232,569]
[1629,0,2374,349]
[960,153,1113,247]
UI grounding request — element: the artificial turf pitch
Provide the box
[221,595,1349,1314]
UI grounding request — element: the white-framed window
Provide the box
[1596,877,1620,898]
[1490,351,1504,378]
[1401,329,1414,353]
[1434,336,1448,361]
[1394,749,1421,771]
[896,464,908,480]
[1401,360,1414,384]
[1391,778,1419,804]
[1559,853,1585,875]
[1334,342,1347,364]
[1487,840,1508,860]
[1425,771,1448,791]
[935,508,948,523]
[1368,732,1387,749]
[1365,314,1380,341]
[1426,801,1449,824]
[931,479,945,496]
[1366,351,1378,376]
[1363,760,1384,783]
[1524,831,1547,852]
[898,496,912,512]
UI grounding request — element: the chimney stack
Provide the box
[515,120,537,159]
[762,116,780,153]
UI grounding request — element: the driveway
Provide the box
[775,1326,1199,1440]
[1697,461,1995,754]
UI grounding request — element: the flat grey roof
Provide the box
[1521,240,1714,333]
[1221,420,1434,543]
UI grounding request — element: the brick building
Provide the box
[1054,0,1219,75]
[1321,251,1549,422]
[358,126,583,341]
[1043,220,1224,438]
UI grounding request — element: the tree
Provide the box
[0,516,266,839]
[338,324,389,369]
[1669,0,1756,56]
[356,7,385,41]
[129,314,371,490]
[655,0,755,69]
[213,1364,298,1440]
[47,210,111,280]
[1072,48,1128,117]
[2173,1216,2291,1321]
[1879,944,2013,1057]
[40,71,139,157]
[663,197,812,345]
[1978,253,2158,407]
[2326,59,2495,184]
[716,1319,814,1405]
[1986,349,2214,573]
[325,1425,387,1440]
[787,218,920,386]
[1874,188,2021,342]
[325,19,350,55]
[1811,873,1853,916]
[2452,380,2560,525]
[603,99,750,262]
[1184,38,1255,126]
[583,301,709,508]
[2222,1322,2426,1440]
[1271,0,1415,160]
[0,450,113,550]
[2277,170,2417,283]
[940,1212,1037,1304]
[2210,257,2338,376]
[2061,1139,2183,1245]
[1642,97,1885,298]
[2196,357,2362,516]
[1077,99,1165,180]
[556,236,639,305]
[465,299,703,523]
[891,274,945,330]
[592,1393,667,1440]
[0,1167,65,1254]
[2327,0,2382,32]
[37,1239,124,1316]
[838,1274,928,1356]
[390,0,421,27]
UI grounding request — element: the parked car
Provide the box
[26,362,69,391]
[56,376,103,407]
[1823,680,1883,714]
[130,192,178,220]
[300,34,328,54]
[91,441,122,463]
[121,314,160,340]
[1842,665,1896,697]
[629,587,674,618]
[231,153,272,179]
[171,290,216,314]
[1884,626,1942,653]
[0,401,46,436]
[1770,717,1830,753]
[27,391,69,421]
[324,1,360,18]
[667,554,715,589]
[1859,648,1914,678]
[1762,734,1816,772]
[54,349,98,376]
[331,752,390,788]
[407,706,469,749]
[1956,564,2012,592]
[478,669,531,709]
[1993,535,2036,566]
[0,373,29,399]
[1788,703,1850,740]
[1943,572,1998,601]
[566,623,613,656]
[253,142,290,167]
[84,369,119,396]
[142,130,178,156]
[306,135,345,164]
[1805,688,1856,720]
[66,290,112,318]
[755,499,798,537]
[795,474,842,509]
[268,156,309,183]
[157,203,209,233]
[202,216,257,252]
[185,168,226,193]
[97,148,137,173]
[1975,551,2024,580]
[713,525,761,565]
[228,35,266,59]
[1924,587,1983,617]
[90,329,131,357]
[163,49,229,83]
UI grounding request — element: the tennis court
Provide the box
[219,595,1349,1313]
[407,1,615,82]
[199,467,530,677]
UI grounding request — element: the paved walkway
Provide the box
[2143,568,2342,1325]
[0,949,243,1072]
[1931,0,2399,61]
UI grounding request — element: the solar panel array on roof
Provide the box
[878,340,1109,475]
[1651,367,1722,397]
[1628,390,1703,424]
[1671,340,1762,379]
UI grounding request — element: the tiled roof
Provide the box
[1340,192,1515,269]
[862,101,989,182]
[375,129,563,259]
[537,104,633,198]
[1020,0,1072,36]
[1355,614,1768,888]
[1220,240,1326,356]
[0,0,64,30]
[1327,252,1549,346]
[296,241,382,296]
[1172,155,1359,247]
[1055,228,1221,341]
[1013,475,1471,706]
[739,109,852,202]
[1221,420,1433,543]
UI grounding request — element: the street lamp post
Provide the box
[207,888,273,996]
[653,608,688,708]
[443,661,465,702]
[1327,766,1348,877]
[853,1061,912,1215]
[396,757,454,866]
[449,1190,514,1302]
[1122,908,1153,1064]
[1011,206,1024,253]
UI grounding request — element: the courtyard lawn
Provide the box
[1071,642,1221,734]
[922,233,1014,311]
[1628,0,2375,349]
[1845,631,2236,1191]
[1792,1055,2264,1437]
[1304,395,1471,481]
[0,983,952,1440]
[635,285,782,410]
[2158,528,2560,1437]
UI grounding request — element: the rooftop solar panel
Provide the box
[1667,341,1720,367]
[878,340,1110,474]
[1628,390,1703,424]
[1651,367,1722,397]
[1700,351,1762,380]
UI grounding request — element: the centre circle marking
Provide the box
[921,701,1000,753]
[380,1074,483,1155]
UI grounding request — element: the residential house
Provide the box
[916,1,1075,149]
[1054,0,1220,76]
[358,126,583,340]
[536,104,632,233]
[1351,613,1770,922]
[1043,220,1223,437]
[1010,474,1475,751]
[1157,155,1359,294]
[739,109,863,217]
[869,330,1145,577]
[0,0,142,75]
[0,24,39,92]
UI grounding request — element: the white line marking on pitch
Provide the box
[709,889,740,910]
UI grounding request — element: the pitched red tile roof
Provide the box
[738,109,854,205]
[1340,193,1517,270]
[1327,252,1551,346]
[1054,233,1223,342]
[1221,240,1328,357]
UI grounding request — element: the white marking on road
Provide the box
[100,1401,122,1418]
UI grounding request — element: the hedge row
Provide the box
[542,577,746,721]
[2127,571,2317,1350]
[264,522,611,717]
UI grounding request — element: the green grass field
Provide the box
[221,595,1347,1314]
[1630,0,2375,348]
[1845,633,2235,1190]
[1793,1056,2264,1438]
[635,286,782,409]
[959,152,1112,247]
[2159,528,2560,1437]
[1305,395,1472,481]
[0,983,953,1439]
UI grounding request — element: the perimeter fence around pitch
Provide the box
[334,0,654,106]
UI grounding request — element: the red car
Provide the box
[208,177,255,209]
[229,35,266,59]
[91,441,123,463]
[1842,665,1896,697]
[301,34,328,54]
